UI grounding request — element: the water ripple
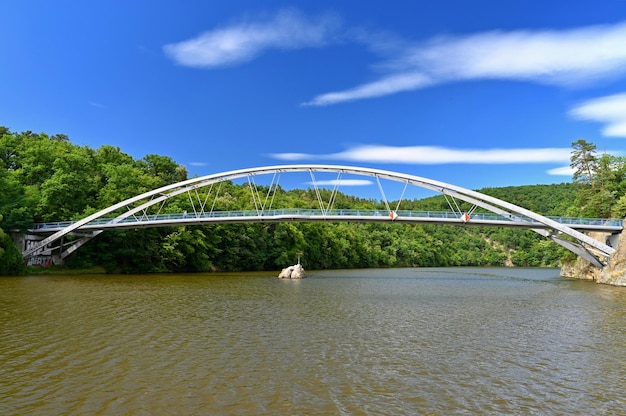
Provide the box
[1,269,625,415]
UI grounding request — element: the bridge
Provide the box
[20,164,622,268]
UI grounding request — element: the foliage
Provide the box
[570,139,598,187]
[412,182,580,216]
[1,126,615,274]
[0,215,25,275]
[569,139,626,218]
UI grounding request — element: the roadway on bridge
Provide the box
[29,209,623,233]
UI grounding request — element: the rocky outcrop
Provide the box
[560,231,626,286]
[278,263,306,279]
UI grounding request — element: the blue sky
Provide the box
[2,0,626,195]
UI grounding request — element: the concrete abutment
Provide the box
[561,229,626,286]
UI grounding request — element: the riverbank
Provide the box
[560,231,626,286]
[24,265,107,276]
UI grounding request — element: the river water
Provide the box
[1,268,625,415]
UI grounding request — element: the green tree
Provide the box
[96,163,160,208]
[0,215,25,275]
[160,227,218,272]
[612,194,626,218]
[0,167,34,230]
[3,124,588,273]
[0,129,20,170]
[38,146,99,221]
[138,154,188,187]
[569,141,626,218]
[270,223,306,268]
[570,139,598,188]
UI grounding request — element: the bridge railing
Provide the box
[29,209,624,230]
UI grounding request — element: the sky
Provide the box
[2,0,626,197]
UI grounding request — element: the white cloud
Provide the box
[163,9,340,68]
[304,179,373,186]
[271,144,571,164]
[268,152,311,161]
[305,21,626,106]
[188,162,208,167]
[569,92,626,138]
[547,166,574,176]
[302,73,432,106]
[164,10,626,106]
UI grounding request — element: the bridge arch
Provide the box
[23,164,617,267]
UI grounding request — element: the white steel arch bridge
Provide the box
[22,164,622,268]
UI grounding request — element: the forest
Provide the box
[1,127,624,275]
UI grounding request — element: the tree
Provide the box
[0,215,25,275]
[160,227,218,272]
[570,139,598,188]
[96,163,160,208]
[138,154,188,187]
[3,124,584,273]
[38,146,100,221]
[0,167,34,230]
[595,154,626,217]
[612,194,626,218]
[570,141,626,218]
[0,130,20,170]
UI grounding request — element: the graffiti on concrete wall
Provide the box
[26,256,54,267]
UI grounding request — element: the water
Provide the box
[1,268,625,415]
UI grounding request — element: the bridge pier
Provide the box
[606,232,620,249]
[12,231,64,267]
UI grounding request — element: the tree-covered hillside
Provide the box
[1,128,622,274]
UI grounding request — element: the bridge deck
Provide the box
[28,209,623,233]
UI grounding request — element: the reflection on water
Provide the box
[1,268,625,415]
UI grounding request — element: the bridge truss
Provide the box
[23,164,619,267]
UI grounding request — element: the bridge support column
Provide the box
[606,232,620,249]
[13,231,64,267]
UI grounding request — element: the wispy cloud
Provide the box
[304,21,626,106]
[271,144,571,164]
[302,73,433,106]
[188,162,208,167]
[164,10,626,106]
[304,179,373,186]
[569,92,626,138]
[163,9,341,68]
[547,166,574,176]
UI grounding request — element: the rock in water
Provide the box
[291,263,306,279]
[278,267,293,279]
[278,263,306,279]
